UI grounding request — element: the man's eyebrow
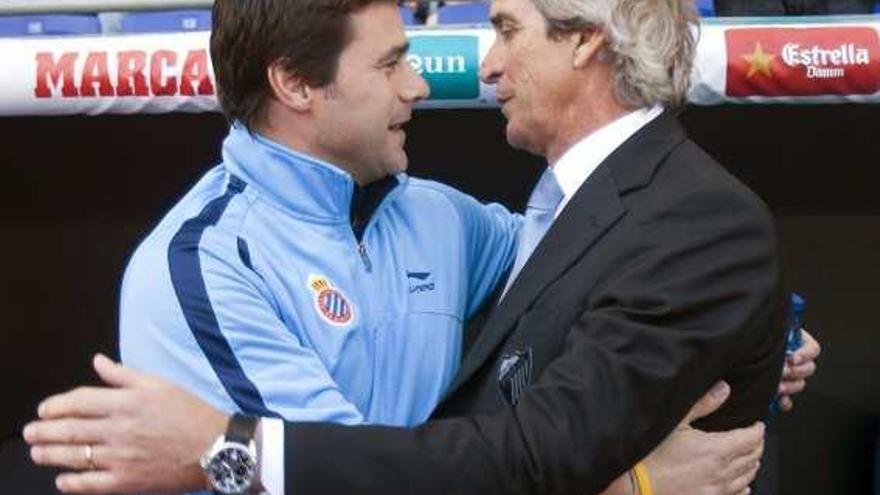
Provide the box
[489,12,514,28]
[378,41,410,63]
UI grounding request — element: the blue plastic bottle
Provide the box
[770,293,805,414]
[787,293,805,352]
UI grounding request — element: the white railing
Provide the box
[0,0,213,15]
[0,13,878,115]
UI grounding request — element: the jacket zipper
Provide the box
[350,176,402,273]
[357,241,372,272]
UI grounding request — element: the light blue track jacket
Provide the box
[120,124,520,427]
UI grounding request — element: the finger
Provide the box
[710,421,765,458]
[38,387,124,420]
[783,361,817,381]
[726,461,760,494]
[56,471,120,494]
[781,364,793,380]
[789,331,821,365]
[801,329,821,356]
[779,395,794,413]
[682,381,730,425]
[725,444,764,480]
[22,419,105,445]
[93,354,149,388]
[31,444,102,471]
[780,379,806,396]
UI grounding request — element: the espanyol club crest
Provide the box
[307,275,354,326]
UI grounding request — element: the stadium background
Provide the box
[0,2,878,494]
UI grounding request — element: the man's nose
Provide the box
[401,63,430,102]
[480,41,502,84]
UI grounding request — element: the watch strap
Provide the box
[226,413,258,445]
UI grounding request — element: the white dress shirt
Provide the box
[551,105,664,218]
[260,419,284,495]
[258,104,665,494]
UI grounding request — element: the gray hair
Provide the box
[532,0,697,107]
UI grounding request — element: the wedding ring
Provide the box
[84,444,96,470]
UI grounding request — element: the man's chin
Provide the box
[505,125,529,152]
[388,153,408,176]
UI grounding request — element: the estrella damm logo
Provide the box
[726,27,880,97]
[407,35,480,100]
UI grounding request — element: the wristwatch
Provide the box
[200,413,259,495]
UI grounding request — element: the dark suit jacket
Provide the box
[282,111,786,495]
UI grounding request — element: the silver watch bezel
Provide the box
[200,435,258,495]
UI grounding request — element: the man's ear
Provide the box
[573,28,606,69]
[266,61,312,112]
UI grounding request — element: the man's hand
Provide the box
[644,381,764,495]
[23,354,227,494]
[603,382,764,495]
[777,328,820,413]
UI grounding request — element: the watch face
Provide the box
[207,443,256,495]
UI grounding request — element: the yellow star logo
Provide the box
[742,42,776,79]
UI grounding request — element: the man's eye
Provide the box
[383,59,401,73]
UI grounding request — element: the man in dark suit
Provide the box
[23,0,790,494]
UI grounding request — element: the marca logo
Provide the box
[34,49,215,99]
[726,27,880,97]
[407,35,479,100]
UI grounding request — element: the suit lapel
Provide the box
[444,165,624,397]
[443,111,689,400]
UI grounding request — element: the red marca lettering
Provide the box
[151,50,177,96]
[34,52,79,98]
[34,49,216,98]
[117,51,149,96]
[180,50,214,96]
[81,52,114,97]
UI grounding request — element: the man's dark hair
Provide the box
[211,0,389,129]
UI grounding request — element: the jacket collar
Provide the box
[552,105,664,216]
[605,108,687,194]
[221,123,402,225]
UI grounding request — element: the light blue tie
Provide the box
[501,168,564,297]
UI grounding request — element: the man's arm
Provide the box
[24,317,822,494]
[120,235,365,424]
[24,359,768,495]
[458,199,520,318]
[426,183,521,318]
[611,382,764,495]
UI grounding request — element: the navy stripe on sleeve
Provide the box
[237,237,254,271]
[168,175,280,418]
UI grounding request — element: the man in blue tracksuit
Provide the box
[120,123,519,427]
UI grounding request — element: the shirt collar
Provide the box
[550,105,664,216]
[221,122,401,223]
